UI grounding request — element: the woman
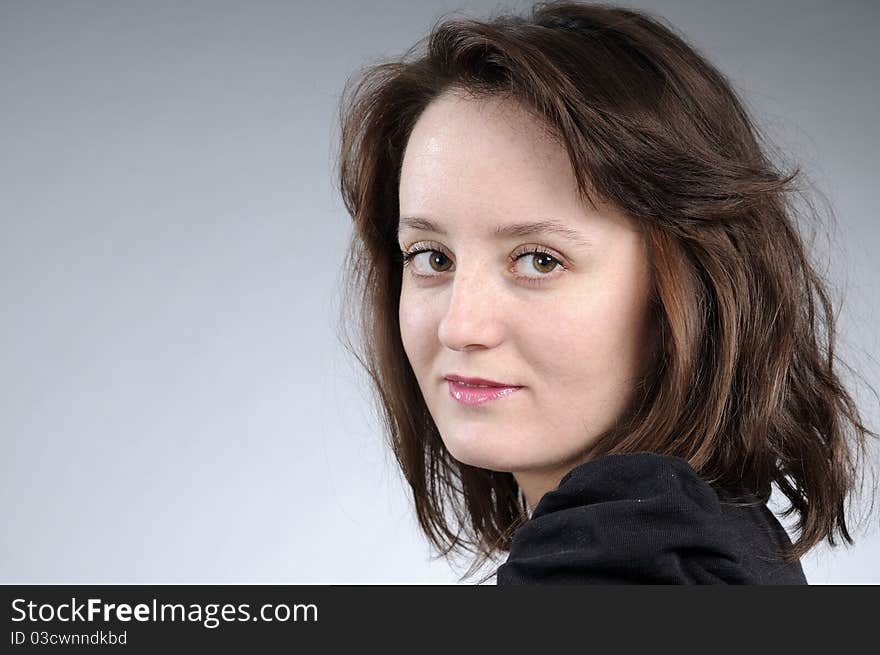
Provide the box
[334,1,877,584]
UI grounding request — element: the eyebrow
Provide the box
[397,216,593,248]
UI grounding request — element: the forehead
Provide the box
[405,89,561,155]
[398,91,577,210]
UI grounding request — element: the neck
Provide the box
[513,463,574,514]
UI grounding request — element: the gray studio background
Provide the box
[2,0,878,583]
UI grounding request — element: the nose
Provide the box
[437,264,505,351]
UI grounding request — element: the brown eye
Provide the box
[511,248,567,286]
[530,253,558,274]
[426,251,452,272]
[401,248,453,277]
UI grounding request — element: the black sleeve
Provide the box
[496,452,798,584]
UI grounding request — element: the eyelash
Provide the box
[399,241,567,286]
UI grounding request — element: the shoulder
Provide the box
[496,451,807,585]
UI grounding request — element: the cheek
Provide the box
[525,308,606,384]
[525,281,650,386]
[398,291,438,367]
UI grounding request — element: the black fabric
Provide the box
[496,451,807,584]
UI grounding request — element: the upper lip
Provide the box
[444,374,522,388]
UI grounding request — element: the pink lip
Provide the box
[445,374,519,387]
[447,380,523,406]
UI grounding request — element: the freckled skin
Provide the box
[397,89,655,512]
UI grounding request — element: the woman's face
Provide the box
[397,90,656,504]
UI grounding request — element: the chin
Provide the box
[440,434,533,473]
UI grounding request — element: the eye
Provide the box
[514,250,561,276]
[400,244,452,275]
[399,242,567,286]
[510,247,566,285]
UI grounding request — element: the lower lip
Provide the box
[446,380,523,406]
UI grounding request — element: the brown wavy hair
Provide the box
[334,0,878,582]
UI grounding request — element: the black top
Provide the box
[496,452,808,584]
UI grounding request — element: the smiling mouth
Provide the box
[444,374,522,388]
[446,379,523,406]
